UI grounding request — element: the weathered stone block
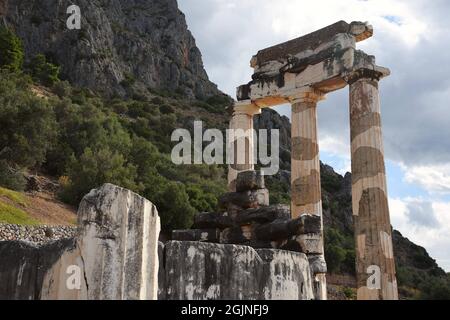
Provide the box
[220,226,251,244]
[253,21,372,68]
[172,229,220,242]
[235,205,290,225]
[236,170,265,192]
[254,214,321,241]
[308,254,327,274]
[163,241,313,300]
[0,239,77,300]
[192,212,233,229]
[158,242,166,300]
[256,249,314,300]
[218,189,269,210]
[75,183,161,300]
[282,233,323,254]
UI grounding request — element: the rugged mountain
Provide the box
[0,0,221,98]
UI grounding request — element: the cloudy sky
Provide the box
[179,0,450,271]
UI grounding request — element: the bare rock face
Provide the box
[254,109,292,170]
[161,241,314,300]
[1,0,221,98]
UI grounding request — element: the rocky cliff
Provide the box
[0,0,221,98]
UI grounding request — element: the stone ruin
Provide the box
[226,20,398,300]
[0,21,398,300]
[0,183,317,300]
[172,170,326,299]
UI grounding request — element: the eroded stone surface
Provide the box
[235,205,290,225]
[192,212,233,229]
[172,229,221,242]
[163,241,314,300]
[254,214,321,241]
[236,170,265,192]
[0,239,76,300]
[218,189,269,210]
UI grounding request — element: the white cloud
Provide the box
[390,197,450,271]
[404,164,450,195]
[319,135,351,175]
[180,0,450,167]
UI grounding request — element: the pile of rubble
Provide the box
[0,223,76,245]
[173,170,323,256]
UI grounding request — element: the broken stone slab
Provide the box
[172,229,220,242]
[218,189,269,210]
[75,183,161,300]
[220,226,252,244]
[252,33,356,80]
[158,242,166,301]
[253,214,321,241]
[235,204,290,225]
[252,21,372,68]
[308,254,328,275]
[192,212,233,229]
[256,249,314,300]
[281,233,323,254]
[236,170,265,192]
[162,241,314,300]
[0,239,77,300]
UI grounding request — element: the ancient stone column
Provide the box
[227,100,261,191]
[290,88,327,300]
[348,70,398,300]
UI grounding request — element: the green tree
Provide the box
[186,184,217,213]
[0,27,24,71]
[0,70,56,169]
[325,244,346,273]
[60,147,140,205]
[46,99,131,175]
[0,160,26,191]
[27,54,60,86]
[155,181,196,230]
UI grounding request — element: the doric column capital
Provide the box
[288,87,326,105]
[232,100,261,116]
[345,68,389,85]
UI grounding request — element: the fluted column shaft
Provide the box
[227,101,261,191]
[349,74,398,300]
[290,89,326,300]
